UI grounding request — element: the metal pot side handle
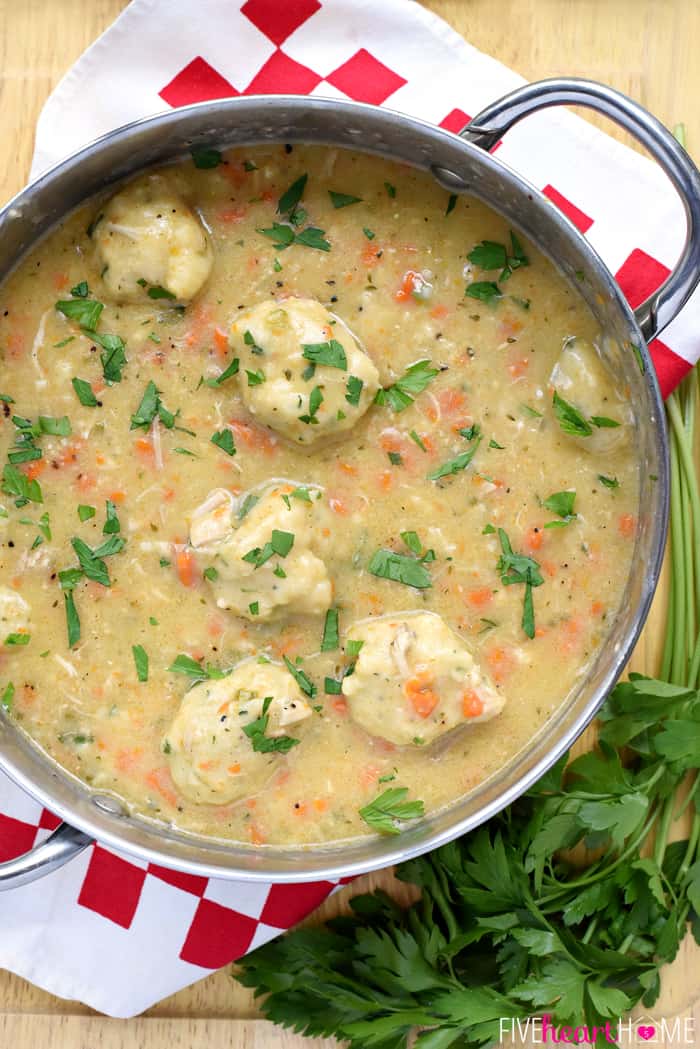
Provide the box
[461,77,700,346]
[0,822,92,890]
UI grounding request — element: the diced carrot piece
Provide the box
[486,645,515,684]
[332,697,348,715]
[135,437,155,465]
[525,528,543,552]
[109,490,126,504]
[462,690,484,718]
[339,461,359,477]
[77,473,97,493]
[329,495,350,515]
[229,418,277,454]
[176,549,197,588]
[218,205,247,224]
[360,765,381,788]
[52,272,69,290]
[185,303,213,348]
[95,452,106,466]
[378,471,393,492]
[198,759,218,772]
[395,270,420,303]
[619,513,636,538]
[591,600,605,616]
[404,672,439,718]
[361,243,382,268]
[58,440,85,467]
[438,388,467,415]
[249,823,266,845]
[23,459,46,481]
[213,326,229,361]
[313,797,328,813]
[465,586,493,609]
[430,304,449,320]
[145,767,179,808]
[508,358,529,379]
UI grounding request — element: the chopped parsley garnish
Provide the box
[190,146,222,169]
[496,527,544,639]
[363,227,375,240]
[521,403,543,419]
[346,639,364,661]
[4,632,29,646]
[199,354,238,388]
[384,181,396,198]
[368,548,432,589]
[203,566,219,582]
[465,280,502,304]
[324,676,342,695]
[237,493,259,520]
[56,296,103,331]
[132,644,149,682]
[281,486,312,508]
[147,284,176,300]
[294,227,331,251]
[598,474,620,489]
[242,529,295,569]
[211,429,236,456]
[328,190,362,208]
[302,339,347,370]
[345,375,364,406]
[92,333,127,384]
[63,591,80,648]
[71,281,89,298]
[445,194,457,216]
[299,386,323,425]
[103,499,120,534]
[467,231,529,282]
[2,464,42,507]
[543,490,577,528]
[489,438,505,449]
[428,424,482,481]
[246,368,266,386]
[375,359,439,412]
[283,655,317,698]
[277,174,308,216]
[1,682,14,712]
[130,380,177,431]
[243,330,264,355]
[167,654,228,680]
[243,696,300,754]
[321,608,339,652]
[72,377,98,407]
[0,394,14,404]
[359,786,425,835]
[78,504,95,522]
[409,429,426,452]
[388,451,402,466]
[552,394,620,438]
[249,601,259,616]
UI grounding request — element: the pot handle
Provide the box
[461,77,700,345]
[0,821,92,890]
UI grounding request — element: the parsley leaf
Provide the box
[167,654,228,681]
[56,297,103,331]
[2,464,42,507]
[211,429,236,456]
[132,644,149,682]
[428,424,482,481]
[321,608,339,652]
[72,377,98,407]
[345,376,364,406]
[552,391,593,436]
[277,174,308,216]
[302,340,347,370]
[543,490,577,528]
[368,549,432,589]
[375,360,439,412]
[299,386,323,425]
[598,474,620,489]
[190,146,222,169]
[359,787,425,835]
[328,190,362,209]
[496,527,543,638]
[465,280,502,304]
[92,332,127,384]
[283,655,317,698]
[243,698,301,754]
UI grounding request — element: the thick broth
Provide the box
[0,145,637,845]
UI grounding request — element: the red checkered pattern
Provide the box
[11,0,700,1017]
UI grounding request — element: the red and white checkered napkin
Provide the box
[2,0,698,1019]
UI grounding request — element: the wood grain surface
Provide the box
[0,1,698,1045]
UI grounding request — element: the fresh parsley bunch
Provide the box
[237,370,700,1048]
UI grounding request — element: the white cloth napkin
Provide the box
[0,0,697,1019]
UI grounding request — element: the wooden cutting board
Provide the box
[0,1,698,1045]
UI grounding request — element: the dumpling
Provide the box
[165,658,312,805]
[188,482,332,620]
[342,612,504,746]
[550,337,630,454]
[0,587,30,643]
[230,298,379,446]
[92,174,213,303]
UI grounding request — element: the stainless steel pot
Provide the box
[0,78,695,888]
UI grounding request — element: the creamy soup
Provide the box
[0,144,638,846]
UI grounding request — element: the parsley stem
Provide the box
[668,445,686,684]
[678,808,700,881]
[652,792,676,867]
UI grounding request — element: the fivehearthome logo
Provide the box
[500,1015,696,1045]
